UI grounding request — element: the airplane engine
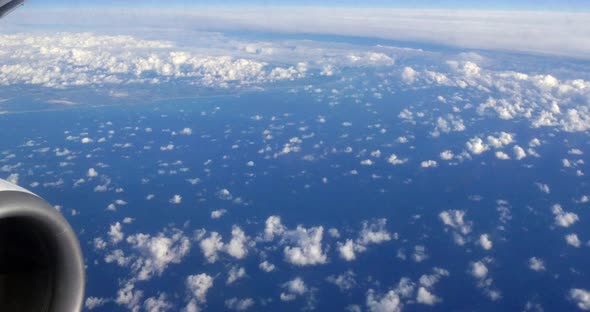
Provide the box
[0,180,85,312]
[0,0,24,18]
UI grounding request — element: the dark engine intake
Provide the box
[0,182,85,311]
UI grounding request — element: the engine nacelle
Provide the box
[0,179,85,311]
[0,0,24,18]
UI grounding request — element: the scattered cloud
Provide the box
[528,257,546,272]
[280,277,308,301]
[569,289,590,311]
[421,160,438,168]
[282,225,328,266]
[327,270,357,292]
[466,137,489,155]
[338,219,393,261]
[551,204,579,228]
[185,273,214,311]
[225,297,255,311]
[565,234,581,248]
[439,210,472,245]
[124,227,192,281]
[226,266,247,285]
[479,234,493,250]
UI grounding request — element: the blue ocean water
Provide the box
[1,80,588,311]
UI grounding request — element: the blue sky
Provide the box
[25,0,590,11]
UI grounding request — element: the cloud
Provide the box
[326,270,357,292]
[180,128,192,135]
[226,226,250,259]
[14,8,590,58]
[416,287,440,306]
[85,297,108,310]
[537,183,551,194]
[275,137,303,157]
[487,132,514,149]
[198,227,252,263]
[282,225,328,266]
[419,268,449,289]
[365,273,449,312]
[412,245,428,263]
[467,72,590,133]
[470,261,488,279]
[479,234,493,250]
[569,289,590,311]
[470,259,501,301]
[357,219,393,246]
[565,233,581,248]
[259,261,276,273]
[569,148,584,155]
[431,114,465,137]
[360,159,374,166]
[398,109,415,124]
[94,177,111,192]
[440,150,454,160]
[116,282,143,311]
[387,154,407,165]
[495,151,510,160]
[0,32,307,90]
[577,195,589,204]
[366,289,402,312]
[87,167,98,177]
[225,297,255,311]
[402,67,417,84]
[420,160,438,168]
[143,294,173,312]
[160,144,174,152]
[263,215,286,241]
[338,239,357,261]
[328,228,340,238]
[199,232,225,263]
[125,228,191,281]
[466,137,489,155]
[338,219,393,261]
[108,222,124,244]
[6,173,18,185]
[528,257,546,272]
[210,209,227,219]
[217,188,233,200]
[280,277,308,301]
[551,204,579,228]
[261,215,328,266]
[185,273,214,310]
[226,266,247,285]
[513,145,527,160]
[169,194,182,204]
[104,249,131,266]
[439,210,472,245]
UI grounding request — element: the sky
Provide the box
[22,0,590,11]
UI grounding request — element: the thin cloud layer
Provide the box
[11,8,590,58]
